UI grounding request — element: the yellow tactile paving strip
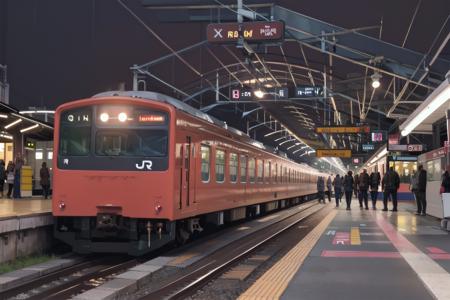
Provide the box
[238,210,337,300]
[167,252,199,266]
[350,227,361,245]
[0,198,51,218]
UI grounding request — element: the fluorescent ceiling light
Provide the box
[254,89,265,99]
[400,79,450,136]
[0,114,8,119]
[20,124,39,133]
[5,119,22,129]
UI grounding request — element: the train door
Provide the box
[180,136,195,209]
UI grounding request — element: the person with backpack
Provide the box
[343,171,354,210]
[382,167,400,211]
[333,174,343,207]
[358,169,370,210]
[369,171,381,209]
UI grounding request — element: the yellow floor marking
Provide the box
[350,227,361,245]
[238,210,337,300]
[221,264,257,280]
[167,252,198,266]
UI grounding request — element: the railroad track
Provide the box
[138,202,330,300]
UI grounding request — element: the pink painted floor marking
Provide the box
[429,254,450,260]
[332,232,350,245]
[321,250,401,258]
[426,247,448,254]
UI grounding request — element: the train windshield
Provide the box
[95,130,168,157]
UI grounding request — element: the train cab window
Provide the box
[240,155,247,183]
[200,146,210,182]
[229,153,238,183]
[59,107,92,156]
[248,158,256,183]
[266,162,271,184]
[215,149,225,183]
[257,160,263,183]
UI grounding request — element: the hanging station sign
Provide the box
[315,126,370,134]
[295,86,324,98]
[230,87,288,100]
[316,149,352,158]
[371,130,386,142]
[388,144,424,152]
[362,144,375,151]
[207,21,285,43]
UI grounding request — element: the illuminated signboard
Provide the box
[388,144,424,152]
[362,144,375,151]
[407,144,423,152]
[25,141,36,150]
[230,87,288,100]
[353,158,360,164]
[138,115,165,123]
[207,21,284,43]
[371,130,386,142]
[316,149,352,158]
[315,126,370,134]
[295,86,323,98]
[231,88,253,100]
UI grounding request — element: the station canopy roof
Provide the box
[0,102,53,143]
[125,0,450,171]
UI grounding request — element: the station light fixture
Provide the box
[371,72,382,89]
[287,143,301,150]
[118,112,128,122]
[400,77,450,136]
[0,133,12,140]
[254,89,265,99]
[20,124,39,133]
[0,114,8,119]
[99,112,109,123]
[4,118,22,129]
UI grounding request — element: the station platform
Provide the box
[239,200,450,300]
[0,197,51,219]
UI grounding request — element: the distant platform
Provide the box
[0,198,51,219]
[239,201,450,300]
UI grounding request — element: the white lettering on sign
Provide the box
[232,89,240,99]
[326,230,336,236]
[63,158,69,165]
[337,240,345,245]
[136,160,153,170]
[67,114,89,123]
[213,28,223,38]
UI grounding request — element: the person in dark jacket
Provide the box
[353,173,359,197]
[317,176,325,203]
[6,162,14,198]
[442,171,450,193]
[415,165,427,216]
[40,162,51,199]
[326,176,332,202]
[358,169,370,210]
[382,167,400,211]
[369,171,381,209]
[333,174,343,207]
[13,156,23,199]
[343,171,354,210]
[0,160,5,198]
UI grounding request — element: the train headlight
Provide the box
[100,112,109,122]
[118,112,127,122]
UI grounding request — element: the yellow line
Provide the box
[238,210,337,300]
[350,227,361,245]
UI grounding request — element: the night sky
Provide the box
[0,0,449,110]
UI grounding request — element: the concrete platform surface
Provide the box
[241,200,450,300]
[0,198,51,219]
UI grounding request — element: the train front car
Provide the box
[52,96,176,255]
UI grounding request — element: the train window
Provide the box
[95,129,168,157]
[274,163,278,183]
[248,158,255,183]
[279,165,283,183]
[229,153,238,183]
[257,160,263,183]
[266,162,271,184]
[240,155,247,183]
[201,146,210,182]
[215,149,225,183]
[59,107,92,156]
[284,167,287,183]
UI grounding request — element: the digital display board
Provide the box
[295,86,324,98]
[207,21,284,43]
[315,126,370,134]
[316,149,352,158]
[371,130,386,142]
[362,144,375,151]
[138,114,166,123]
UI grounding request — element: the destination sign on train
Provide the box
[315,126,370,134]
[207,21,284,43]
[316,149,352,158]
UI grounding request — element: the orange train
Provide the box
[53,91,323,255]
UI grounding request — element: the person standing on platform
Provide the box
[0,161,5,198]
[317,176,325,203]
[411,170,419,214]
[40,162,50,199]
[358,169,370,210]
[382,167,400,211]
[369,171,381,209]
[353,173,359,198]
[333,174,342,207]
[343,171,354,210]
[416,165,427,216]
[326,175,332,203]
[441,171,450,193]
[13,155,24,199]
[6,162,14,198]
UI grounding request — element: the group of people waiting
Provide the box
[317,167,409,212]
[0,158,51,199]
